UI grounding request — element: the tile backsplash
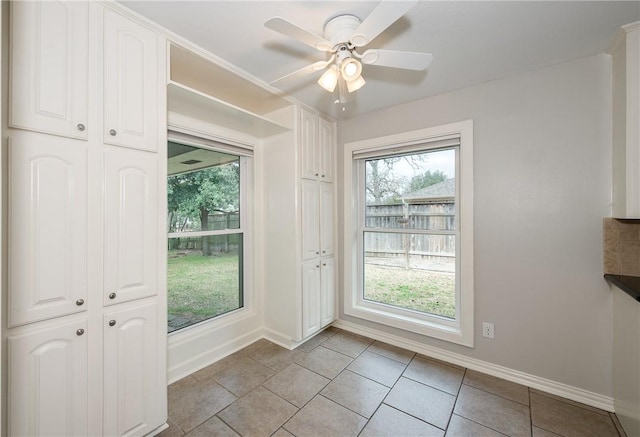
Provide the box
[604,218,640,276]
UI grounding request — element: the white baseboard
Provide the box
[167,327,263,384]
[333,319,615,412]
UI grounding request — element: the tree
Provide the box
[406,170,448,193]
[168,161,240,255]
[365,155,427,204]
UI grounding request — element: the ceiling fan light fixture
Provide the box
[347,75,366,93]
[317,65,339,92]
[341,58,362,81]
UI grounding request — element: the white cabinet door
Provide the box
[9,319,89,437]
[319,182,334,257]
[301,179,320,261]
[103,9,158,152]
[318,117,335,182]
[10,1,89,140]
[103,301,162,437]
[9,135,88,327]
[300,108,318,180]
[104,147,158,306]
[320,257,335,328]
[301,260,321,339]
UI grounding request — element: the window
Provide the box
[167,140,250,332]
[344,121,474,346]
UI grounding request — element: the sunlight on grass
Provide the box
[167,250,241,329]
[364,264,455,318]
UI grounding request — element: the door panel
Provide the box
[301,261,321,339]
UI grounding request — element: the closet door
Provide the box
[10,1,89,139]
[103,148,158,305]
[301,179,320,261]
[103,8,158,152]
[301,260,321,339]
[103,302,161,437]
[8,319,89,437]
[9,135,88,326]
[320,257,335,327]
[319,182,334,257]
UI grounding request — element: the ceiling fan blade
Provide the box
[350,0,418,47]
[270,59,333,84]
[361,49,433,71]
[265,17,333,51]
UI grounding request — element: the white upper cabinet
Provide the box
[318,117,335,182]
[10,1,89,140]
[103,147,158,306]
[9,318,89,437]
[320,182,334,257]
[103,301,162,437]
[103,9,159,152]
[9,135,88,327]
[299,108,336,182]
[301,179,320,261]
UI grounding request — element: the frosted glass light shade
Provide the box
[317,66,339,92]
[347,75,366,92]
[341,58,362,81]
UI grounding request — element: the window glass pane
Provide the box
[168,142,240,233]
[363,231,455,319]
[167,233,243,332]
[365,148,455,230]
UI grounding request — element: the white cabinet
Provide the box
[103,8,159,152]
[6,2,167,436]
[300,108,335,182]
[8,318,89,437]
[9,1,89,140]
[104,301,163,437]
[8,134,88,327]
[103,148,158,306]
[262,106,337,344]
[301,257,336,339]
[611,22,640,218]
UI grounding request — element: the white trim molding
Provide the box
[333,319,615,412]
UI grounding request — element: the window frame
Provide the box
[343,121,474,347]
[166,135,254,335]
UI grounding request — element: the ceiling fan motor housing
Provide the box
[323,15,362,48]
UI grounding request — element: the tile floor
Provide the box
[159,327,626,437]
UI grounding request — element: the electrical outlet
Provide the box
[482,322,495,339]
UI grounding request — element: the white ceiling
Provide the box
[122,1,639,120]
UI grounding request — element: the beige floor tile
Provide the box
[404,355,465,395]
[283,395,367,437]
[320,370,390,418]
[251,342,306,372]
[157,417,184,437]
[168,376,237,433]
[297,333,329,352]
[366,341,416,364]
[361,404,444,437]
[191,355,239,382]
[271,428,295,437]
[463,369,530,405]
[296,345,353,379]
[532,426,562,437]
[212,357,276,396]
[231,339,272,359]
[530,388,610,416]
[454,385,531,437]
[445,414,504,437]
[217,386,298,437]
[384,377,456,429]
[530,392,618,437]
[184,416,239,437]
[322,331,373,358]
[263,363,330,407]
[347,350,407,387]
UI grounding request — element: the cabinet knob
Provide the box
[108,292,117,300]
[77,123,86,132]
[322,250,326,254]
[315,173,319,177]
[109,129,117,136]
[315,251,319,255]
[75,298,85,306]
[316,265,320,268]
[323,263,327,266]
[76,328,85,336]
[108,320,116,327]
[322,175,325,178]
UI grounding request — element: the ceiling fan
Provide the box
[265,0,433,104]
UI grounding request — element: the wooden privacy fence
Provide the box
[169,212,240,252]
[365,203,455,260]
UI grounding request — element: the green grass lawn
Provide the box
[167,251,241,325]
[364,264,456,318]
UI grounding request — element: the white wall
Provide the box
[337,54,613,398]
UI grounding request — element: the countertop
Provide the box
[605,274,640,302]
